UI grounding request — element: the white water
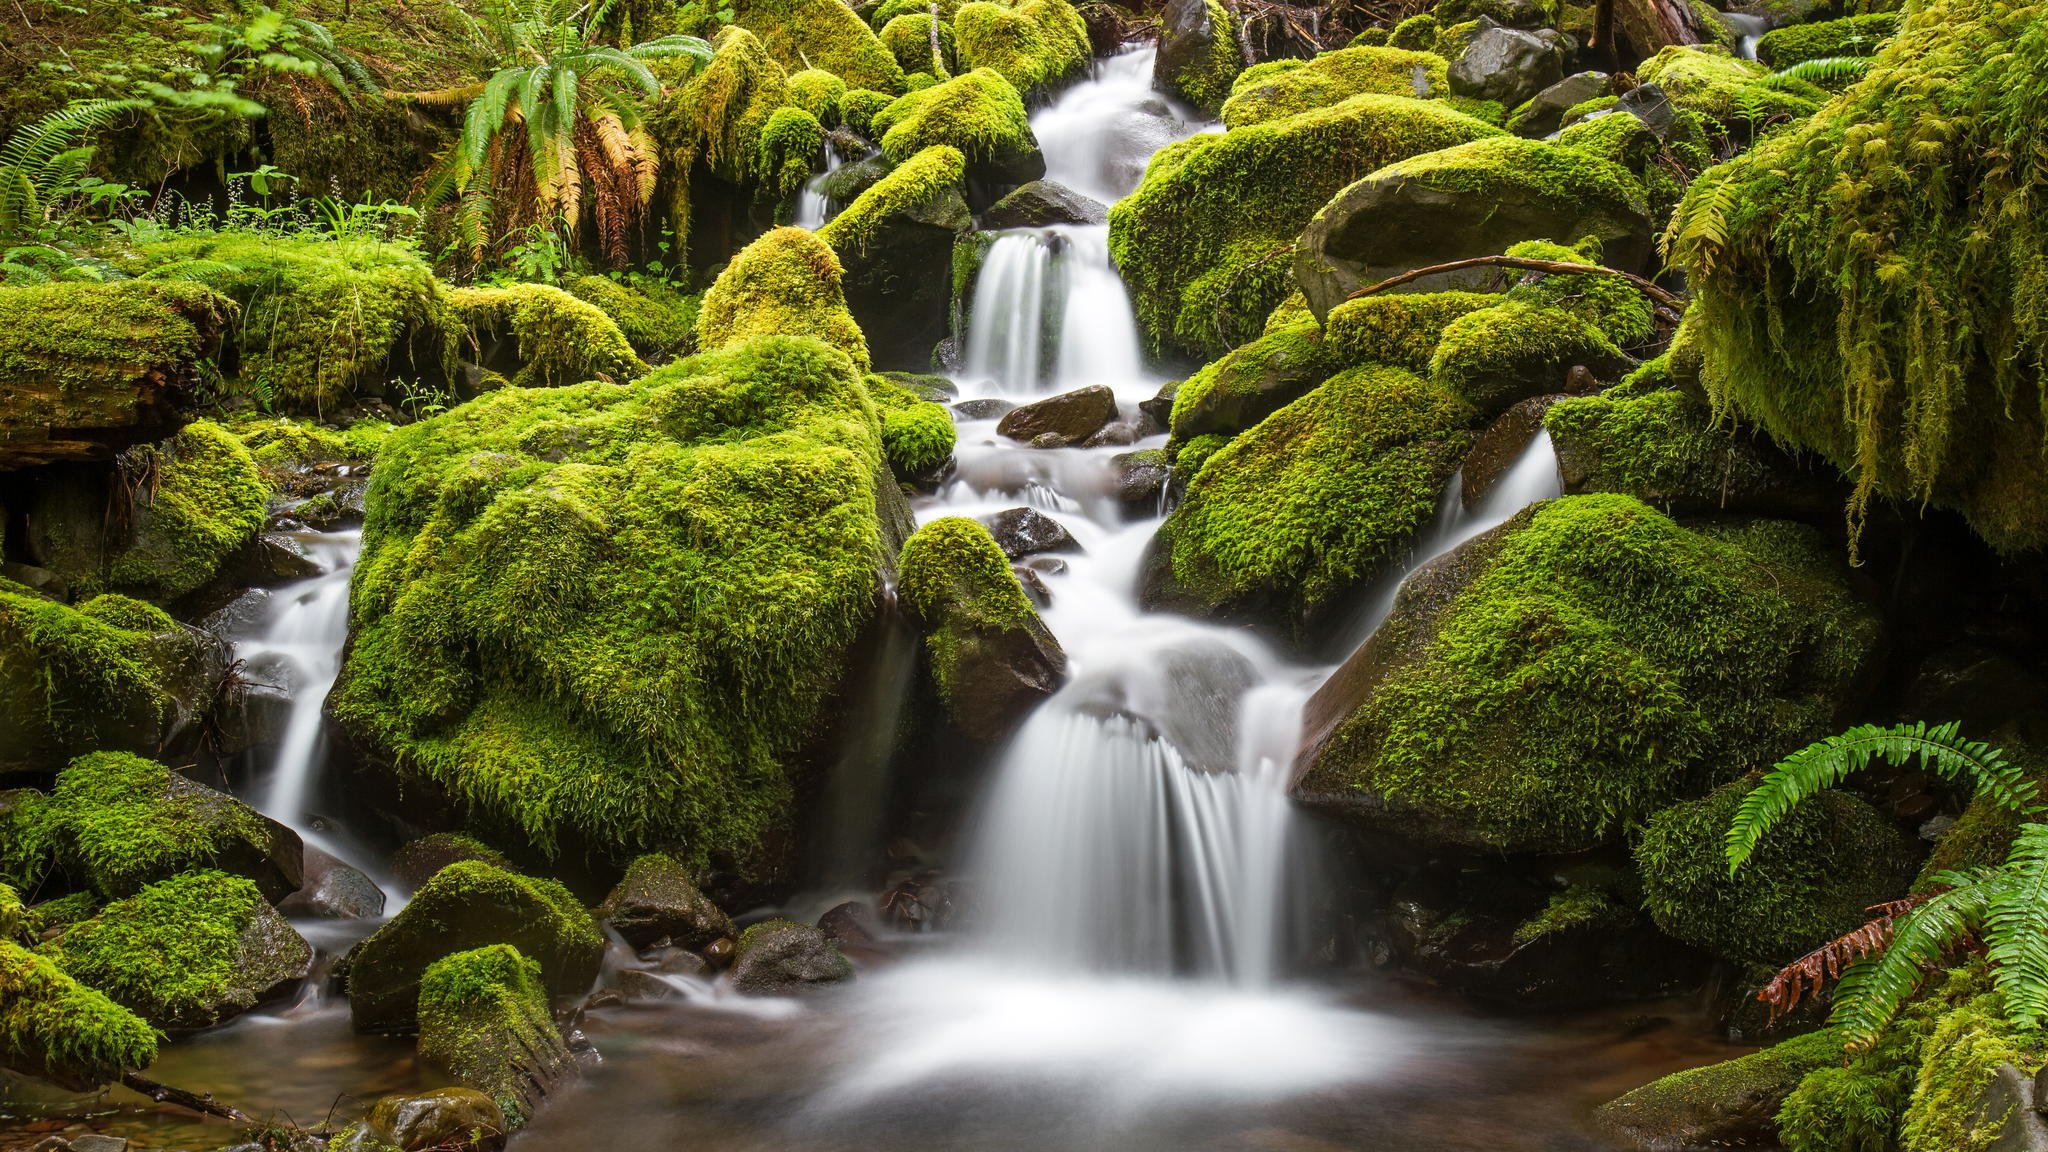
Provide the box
[1720,11,1769,59]
[794,145,852,231]
[237,529,359,828]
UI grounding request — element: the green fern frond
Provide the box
[0,99,148,243]
[1830,873,1994,1048]
[1987,823,2048,1027]
[1772,56,1874,90]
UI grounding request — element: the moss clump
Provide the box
[120,235,455,413]
[1322,290,1499,373]
[564,276,700,361]
[1636,781,1912,965]
[1167,320,1336,440]
[873,0,968,26]
[735,0,906,91]
[1389,13,1441,50]
[1302,496,1879,853]
[1897,993,2048,1152]
[653,26,792,187]
[872,69,1037,169]
[1220,46,1451,128]
[0,792,52,893]
[866,373,958,478]
[898,517,1055,727]
[1174,432,1233,479]
[1756,12,1898,67]
[1511,883,1629,945]
[1636,46,1824,130]
[819,145,968,256]
[788,68,850,122]
[43,752,285,901]
[47,869,307,1031]
[24,892,100,938]
[1429,300,1627,416]
[1596,1028,1845,1147]
[952,0,1089,94]
[330,332,890,873]
[1161,0,1246,114]
[1545,382,1812,513]
[0,883,23,943]
[1149,365,1475,632]
[1108,93,1504,359]
[1671,0,2048,553]
[417,944,571,1129]
[0,940,158,1090]
[1500,238,1655,347]
[840,87,897,135]
[0,585,191,776]
[698,227,872,371]
[758,106,830,201]
[881,13,958,76]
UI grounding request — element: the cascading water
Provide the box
[794,145,853,231]
[1719,10,1769,59]
[239,528,359,828]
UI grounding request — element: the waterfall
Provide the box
[1719,11,1770,59]
[237,528,361,827]
[963,232,1054,393]
[795,145,851,231]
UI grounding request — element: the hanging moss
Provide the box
[952,0,1089,94]
[0,940,157,1090]
[1107,93,1504,359]
[819,145,968,255]
[417,944,570,1129]
[1671,0,2048,553]
[698,227,872,370]
[734,0,906,91]
[788,68,851,123]
[652,26,793,186]
[1220,46,1452,128]
[758,106,830,202]
[1755,12,1899,67]
[871,69,1037,167]
[42,752,284,901]
[1299,495,1880,853]
[1147,364,1476,633]
[880,13,958,76]
[564,276,700,360]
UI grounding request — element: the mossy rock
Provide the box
[1222,47,1451,128]
[871,69,1045,192]
[698,227,872,370]
[1593,1029,1845,1150]
[0,281,234,470]
[596,854,735,950]
[43,751,303,902]
[1636,46,1824,129]
[899,517,1066,741]
[1144,364,1476,637]
[1755,11,1897,67]
[866,373,960,480]
[1636,780,1914,965]
[1321,289,1500,373]
[0,939,158,1091]
[952,0,1090,96]
[391,834,514,893]
[1167,319,1338,440]
[651,25,792,189]
[46,869,312,1033]
[1294,135,1652,322]
[880,13,957,76]
[729,917,854,993]
[417,944,574,1129]
[563,277,700,362]
[449,284,650,388]
[347,861,604,1035]
[734,0,906,91]
[789,67,852,122]
[1108,93,1505,360]
[1154,0,1245,114]
[820,147,975,368]
[1428,300,1631,417]
[1295,495,1880,854]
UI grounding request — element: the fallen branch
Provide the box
[1342,254,1690,314]
[121,1071,255,1125]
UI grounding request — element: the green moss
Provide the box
[0,791,52,893]
[758,106,830,201]
[1501,238,1656,346]
[564,276,700,360]
[898,517,1041,715]
[866,373,958,478]
[1898,995,2048,1152]
[1108,93,1504,359]
[0,584,188,773]
[872,69,1036,168]
[0,940,157,1089]
[881,13,958,76]
[331,333,890,874]
[1512,883,1629,944]
[24,892,100,938]
[1167,319,1336,439]
[1636,780,1912,965]
[1545,382,1812,513]
[230,417,389,472]
[653,26,792,188]
[74,595,174,636]
[1672,0,2048,553]
[1304,495,1880,853]
[1221,46,1451,128]
[874,0,969,26]
[1598,1028,1846,1145]
[818,145,968,256]
[952,0,1089,95]
[1637,46,1825,129]
[417,944,566,1129]
[1390,13,1441,50]
[0,883,22,943]
[1756,12,1898,67]
[44,752,278,900]
[46,870,302,1031]
[698,227,872,371]
[120,235,455,413]
[1174,432,1233,479]
[1150,365,1475,631]
[1322,290,1499,373]
[788,68,851,123]
[1557,94,1618,127]
[840,87,897,135]
[735,0,906,91]
[87,421,268,601]
[1429,301,1626,416]
[1162,0,1247,114]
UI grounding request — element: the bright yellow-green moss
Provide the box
[881,13,958,77]
[43,752,276,900]
[952,0,1089,94]
[1898,995,2048,1152]
[0,940,158,1089]
[653,26,792,186]
[1220,46,1451,127]
[564,276,700,360]
[698,227,872,371]
[1756,12,1898,67]
[0,883,20,943]
[788,68,850,123]
[872,69,1036,167]
[1150,365,1475,632]
[866,374,958,477]
[330,333,889,874]
[1174,432,1233,479]
[1636,780,1912,964]
[1599,1028,1845,1146]
[417,944,566,1129]
[1637,46,1824,128]
[1167,320,1335,439]
[898,517,1039,712]
[98,421,270,601]
[1672,0,2048,553]
[1162,0,1245,114]
[119,235,455,413]
[735,0,906,91]
[758,105,830,200]
[0,792,53,893]
[1107,93,1504,359]
[1302,495,1879,852]
[1545,379,1800,512]
[1322,290,1499,373]
[873,0,969,26]
[1500,238,1656,346]
[818,145,967,255]
[840,87,897,134]
[0,585,187,775]
[1429,300,1626,415]
[1389,12,1440,49]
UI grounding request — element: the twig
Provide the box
[1341,254,1690,313]
[121,1071,256,1124]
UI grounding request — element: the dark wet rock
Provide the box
[333,1088,508,1152]
[819,154,892,204]
[880,371,958,403]
[981,507,1082,560]
[1015,566,1052,606]
[1082,419,1148,448]
[1616,83,1678,139]
[0,562,68,600]
[702,936,737,969]
[390,834,513,892]
[213,534,323,589]
[1510,71,1611,136]
[649,946,713,979]
[596,854,733,951]
[729,918,854,994]
[1111,450,1171,517]
[1139,380,1177,427]
[953,398,1016,420]
[1905,644,2048,745]
[1153,0,1234,113]
[277,843,387,919]
[818,901,878,950]
[996,385,1118,446]
[836,178,974,369]
[1461,395,1559,511]
[878,871,959,931]
[1448,20,1566,107]
[982,180,1109,229]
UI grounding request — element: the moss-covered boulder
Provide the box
[866,373,959,480]
[449,284,649,388]
[729,917,854,994]
[0,940,158,1090]
[698,227,873,371]
[347,861,604,1035]
[1294,135,1652,322]
[1167,320,1338,440]
[734,0,905,91]
[1220,46,1450,128]
[1671,0,2048,553]
[562,276,699,362]
[879,12,957,76]
[47,870,311,1032]
[1755,12,1897,67]
[1593,1029,1845,1151]
[1154,0,1244,115]
[391,834,513,893]
[1320,289,1500,372]
[596,853,735,950]
[952,0,1090,96]
[1637,46,1825,132]
[899,517,1065,741]
[1428,300,1632,417]
[42,751,303,902]
[871,70,1045,195]
[1109,94,1505,359]
[332,1088,508,1152]
[1295,495,1880,854]
[417,945,574,1129]
[0,281,233,470]
[818,145,974,366]
[1147,365,1474,636]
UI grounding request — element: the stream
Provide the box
[66,46,1741,1152]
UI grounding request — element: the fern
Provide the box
[1772,56,1875,90]
[0,100,147,244]
[1725,722,2040,875]
[1661,172,1738,276]
[1986,823,2048,1026]
[1827,871,1995,1048]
